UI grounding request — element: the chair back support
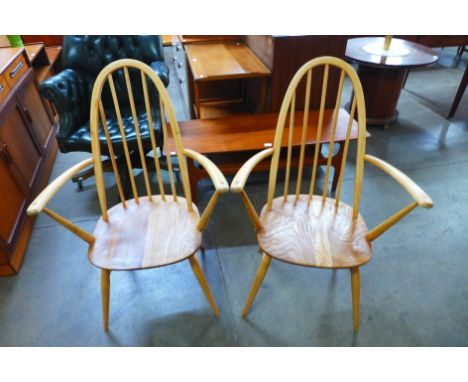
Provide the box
[266,56,367,219]
[90,59,192,222]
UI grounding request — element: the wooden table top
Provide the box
[169,109,364,155]
[185,42,271,82]
[346,37,439,68]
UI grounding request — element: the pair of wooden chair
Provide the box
[27,57,432,332]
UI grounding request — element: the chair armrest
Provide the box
[27,158,94,216]
[230,148,274,193]
[364,154,433,242]
[40,68,96,139]
[150,61,170,87]
[365,154,433,208]
[183,149,229,193]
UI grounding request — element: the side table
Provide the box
[345,37,438,126]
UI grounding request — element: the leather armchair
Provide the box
[41,35,169,157]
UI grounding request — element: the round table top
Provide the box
[346,37,439,68]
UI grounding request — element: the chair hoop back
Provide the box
[89,59,192,222]
[266,56,367,219]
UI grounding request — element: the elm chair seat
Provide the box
[89,197,202,271]
[258,196,372,269]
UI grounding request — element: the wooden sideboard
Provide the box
[0,47,58,276]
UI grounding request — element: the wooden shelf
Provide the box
[196,99,251,119]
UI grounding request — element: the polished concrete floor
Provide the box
[0,47,467,346]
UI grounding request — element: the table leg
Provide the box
[331,142,344,193]
[194,82,201,119]
[187,157,199,203]
[448,64,468,118]
[260,77,268,113]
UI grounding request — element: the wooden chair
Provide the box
[27,59,229,331]
[231,56,433,331]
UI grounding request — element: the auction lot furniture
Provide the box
[40,35,170,189]
[345,37,438,126]
[185,42,271,119]
[169,109,366,202]
[231,57,433,331]
[0,46,58,276]
[27,59,229,330]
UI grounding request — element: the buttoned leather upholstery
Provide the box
[40,35,169,154]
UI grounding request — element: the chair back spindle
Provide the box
[266,57,367,218]
[89,59,193,222]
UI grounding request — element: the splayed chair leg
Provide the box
[189,255,220,316]
[350,267,360,332]
[101,269,111,331]
[242,253,272,318]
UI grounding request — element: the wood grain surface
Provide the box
[345,37,438,68]
[171,109,360,154]
[258,196,373,269]
[185,43,270,81]
[89,196,201,271]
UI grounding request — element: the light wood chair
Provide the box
[27,59,229,331]
[231,56,433,331]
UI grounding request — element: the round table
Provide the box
[345,37,439,126]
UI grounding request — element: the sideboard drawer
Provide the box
[5,53,28,90]
[0,75,9,103]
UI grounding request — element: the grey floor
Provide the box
[1,47,467,346]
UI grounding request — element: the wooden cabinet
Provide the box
[0,47,58,276]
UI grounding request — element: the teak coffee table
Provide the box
[168,109,366,202]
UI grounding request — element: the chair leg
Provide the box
[242,253,272,318]
[350,267,360,332]
[101,269,111,331]
[189,255,220,317]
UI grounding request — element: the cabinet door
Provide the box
[18,79,54,150]
[0,102,42,191]
[0,157,28,250]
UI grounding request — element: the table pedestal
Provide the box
[355,65,408,126]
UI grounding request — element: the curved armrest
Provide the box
[40,68,96,138]
[230,148,274,193]
[183,149,229,193]
[27,158,94,216]
[364,154,433,242]
[365,154,433,208]
[150,61,170,87]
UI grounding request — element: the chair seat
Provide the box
[63,107,162,155]
[258,195,373,269]
[88,196,201,270]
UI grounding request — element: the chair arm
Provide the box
[230,148,274,193]
[27,158,94,216]
[364,154,433,242]
[364,154,433,208]
[183,149,229,193]
[40,68,96,139]
[150,61,170,87]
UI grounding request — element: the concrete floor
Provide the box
[0,47,467,346]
